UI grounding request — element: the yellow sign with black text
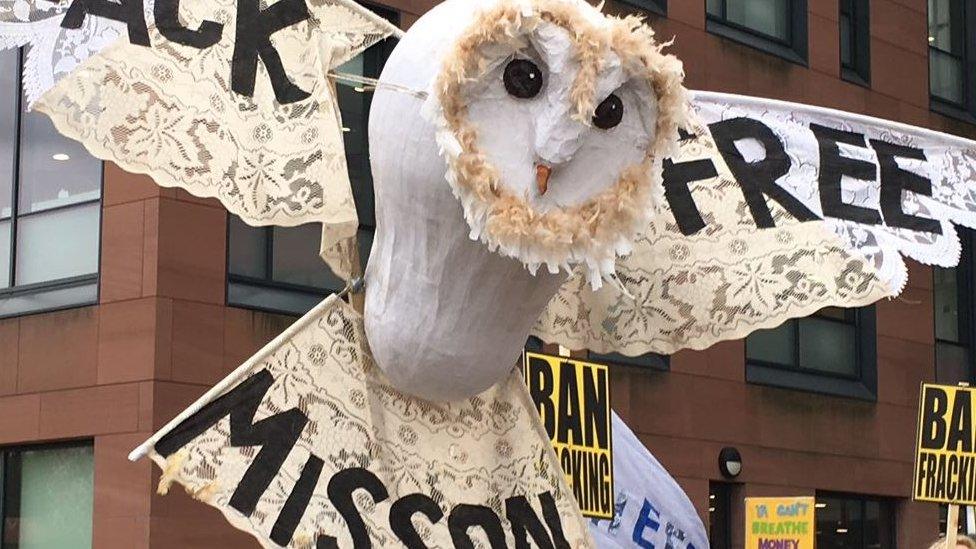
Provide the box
[523,351,613,519]
[914,383,976,505]
[745,497,815,549]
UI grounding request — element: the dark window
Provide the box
[935,230,975,384]
[226,9,396,316]
[525,336,544,353]
[0,49,101,319]
[588,350,669,371]
[226,218,355,315]
[524,339,666,370]
[840,0,871,85]
[1,442,94,548]
[706,0,808,64]
[709,482,736,549]
[815,493,896,549]
[939,503,971,535]
[619,0,666,15]
[929,0,976,119]
[746,307,878,400]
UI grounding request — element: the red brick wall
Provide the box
[0,1,965,547]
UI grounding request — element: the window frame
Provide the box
[840,0,871,86]
[934,229,976,383]
[0,49,102,320]
[588,350,670,372]
[523,338,669,371]
[815,491,897,549]
[706,0,809,65]
[0,439,95,547]
[618,0,666,16]
[745,307,879,401]
[224,222,340,317]
[929,0,976,122]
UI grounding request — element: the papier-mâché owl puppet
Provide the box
[10,0,976,403]
[7,0,976,545]
[365,0,688,400]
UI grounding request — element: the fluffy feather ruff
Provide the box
[428,0,690,288]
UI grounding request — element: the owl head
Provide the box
[425,0,689,286]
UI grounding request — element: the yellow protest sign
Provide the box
[523,351,613,519]
[745,497,815,549]
[914,383,976,505]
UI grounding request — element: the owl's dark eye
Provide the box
[503,59,543,99]
[593,94,624,130]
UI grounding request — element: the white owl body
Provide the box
[365,0,686,400]
[365,0,567,401]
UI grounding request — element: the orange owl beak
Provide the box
[536,164,552,196]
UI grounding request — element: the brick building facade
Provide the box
[0,0,972,547]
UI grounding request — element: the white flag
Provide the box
[590,413,707,549]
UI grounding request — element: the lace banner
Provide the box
[136,294,592,548]
[535,91,976,356]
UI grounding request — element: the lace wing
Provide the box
[535,91,976,356]
[1,0,399,278]
[137,295,593,548]
[0,0,158,107]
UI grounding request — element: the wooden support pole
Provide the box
[948,382,970,548]
[348,236,365,314]
[948,504,960,548]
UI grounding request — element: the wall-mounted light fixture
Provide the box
[718,447,742,478]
